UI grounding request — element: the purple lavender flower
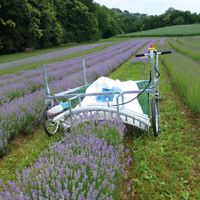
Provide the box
[159,38,166,46]
[0,120,128,199]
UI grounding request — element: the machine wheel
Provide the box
[42,103,60,136]
[151,98,159,137]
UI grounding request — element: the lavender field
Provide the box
[0,36,200,199]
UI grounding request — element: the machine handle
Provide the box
[135,53,145,57]
[136,50,171,57]
[160,51,172,55]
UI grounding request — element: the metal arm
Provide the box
[82,59,88,85]
[43,65,51,95]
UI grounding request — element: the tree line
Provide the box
[0,0,200,54]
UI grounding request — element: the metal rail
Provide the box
[52,106,150,131]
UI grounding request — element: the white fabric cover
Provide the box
[79,76,143,114]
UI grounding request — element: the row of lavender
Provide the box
[0,40,144,105]
[0,117,131,199]
[0,40,139,87]
[0,42,111,70]
[0,39,150,155]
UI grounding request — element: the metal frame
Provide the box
[42,48,163,135]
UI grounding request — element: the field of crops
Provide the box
[118,24,200,37]
[162,37,200,114]
[0,35,200,199]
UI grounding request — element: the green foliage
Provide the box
[0,0,36,53]
[173,16,185,25]
[96,6,123,38]
[1,0,200,54]
[141,8,200,31]
[61,0,98,42]
[30,0,64,47]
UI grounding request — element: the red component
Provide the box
[149,44,155,48]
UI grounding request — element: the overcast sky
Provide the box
[95,0,200,15]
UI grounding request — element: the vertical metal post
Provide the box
[122,94,125,108]
[43,65,50,95]
[69,99,73,126]
[78,95,81,107]
[156,52,159,69]
[155,52,160,96]
[82,59,87,85]
[149,50,155,89]
[116,97,120,117]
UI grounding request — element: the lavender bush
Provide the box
[0,126,7,156]
[0,119,130,199]
[159,38,166,46]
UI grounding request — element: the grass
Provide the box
[0,128,63,182]
[117,24,200,37]
[110,56,200,199]
[168,38,200,62]
[111,61,149,81]
[0,43,112,75]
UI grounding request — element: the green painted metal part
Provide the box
[70,84,89,108]
[136,80,150,115]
